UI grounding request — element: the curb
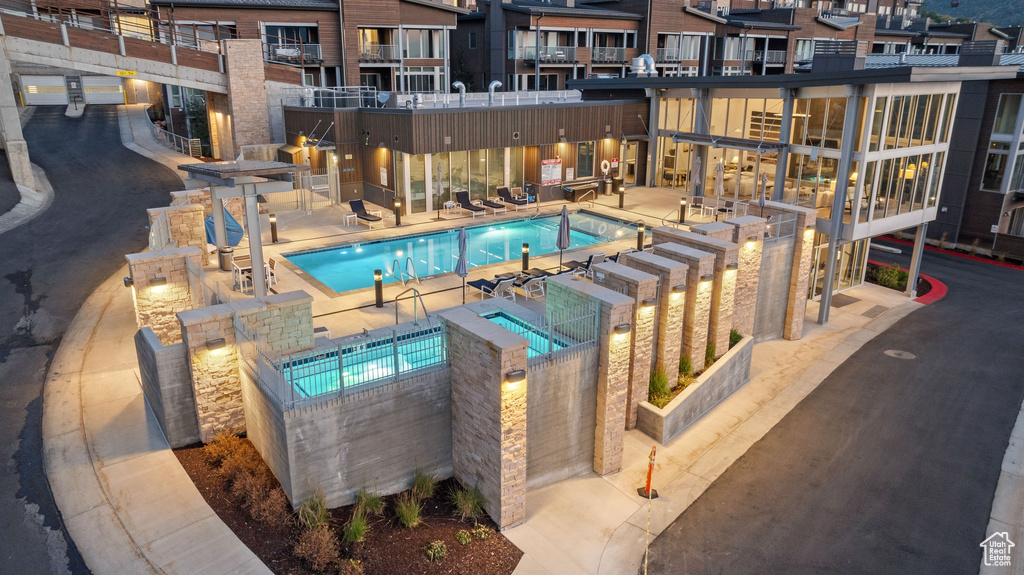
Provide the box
[883,236,1024,271]
[0,163,56,235]
[865,260,948,305]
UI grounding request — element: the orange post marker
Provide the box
[638,446,659,499]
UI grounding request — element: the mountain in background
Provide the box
[921,0,1024,27]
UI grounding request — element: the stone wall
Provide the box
[619,251,688,379]
[224,40,270,154]
[126,247,203,346]
[650,243,715,373]
[235,292,315,356]
[592,262,658,431]
[754,236,796,342]
[750,200,817,340]
[443,308,529,530]
[169,188,245,224]
[147,204,209,266]
[525,347,599,490]
[723,216,767,338]
[636,336,753,444]
[134,327,199,448]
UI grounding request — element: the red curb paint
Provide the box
[880,237,1024,271]
[866,260,948,305]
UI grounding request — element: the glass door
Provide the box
[623,142,638,186]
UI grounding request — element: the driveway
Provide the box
[0,106,183,574]
[646,239,1024,573]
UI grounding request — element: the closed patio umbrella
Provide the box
[455,227,469,304]
[714,161,725,198]
[690,156,701,197]
[759,172,768,217]
[556,205,571,269]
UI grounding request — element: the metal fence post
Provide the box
[392,330,400,383]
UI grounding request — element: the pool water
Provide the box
[285,211,635,293]
[481,311,571,358]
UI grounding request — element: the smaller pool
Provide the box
[481,311,571,358]
[283,326,445,398]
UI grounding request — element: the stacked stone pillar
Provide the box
[619,251,689,380]
[223,40,271,156]
[147,204,209,265]
[723,216,767,337]
[653,228,739,358]
[651,243,715,373]
[546,275,633,475]
[126,246,204,346]
[749,201,818,340]
[178,291,315,442]
[441,308,529,530]
[591,262,659,430]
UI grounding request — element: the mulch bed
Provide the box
[175,441,522,575]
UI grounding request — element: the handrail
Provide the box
[404,257,421,285]
[391,258,407,286]
[660,209,680,228]
[394,287,429,326]
[576,189,596,208]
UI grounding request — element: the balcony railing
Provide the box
[359,44,399,62]
[264,43,322,65]
[592,46,626,63]
[819,8,856,17]
[515,45,577,63]
[749,50,787,64]
[656,47,681,62]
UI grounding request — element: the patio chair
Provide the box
[510,186,525,199]
[467,276,516,301]
[515,274,547,299]
[267,257,278,285]
[496,187,529,210]
[455,191,487,218]
[348,199,384,229]
[688,196,715,218]
[480,196,508,215]
[608,248,636,263]
[563,253,606,280]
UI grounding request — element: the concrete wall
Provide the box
[636,336,753,445]
[134,327,199,448]
[271,368,453,509]
[239,360,293,498]
[754,236,796,342]
[525,347,599,490]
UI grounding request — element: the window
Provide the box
[265,25,317,45]
[404,29,444,59]
[680,35,701,60]
[993,94,1022,135]
[577,142,595,178]
[983,142,1011,191]
[795,39,814,62]
[169,86,182,108]
[468,32,477,50]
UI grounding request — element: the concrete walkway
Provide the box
[117,104,203,184]
[505,284,922,575]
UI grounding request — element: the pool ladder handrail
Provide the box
[660,208,680,228]
[576,189,596,208]
[394,287,430,326]
[390,257,421,287]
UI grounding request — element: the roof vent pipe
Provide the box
[452,81,466,107]
[488,80,502,106]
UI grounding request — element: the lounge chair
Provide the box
[563,253,605,280]
[481,196,507,215]
[455,191,487,218]
[514,274,546,299]
[348,199,384,229]
[467,276,516,301]
[608,248,637,263]
[496,187,529,211]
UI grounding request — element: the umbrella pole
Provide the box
[559,250,563,270]
[462,277,466,304]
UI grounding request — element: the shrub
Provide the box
[471,524,491,540]
[232,472,289,524]
[356,489,385,516]
[342,511,368,543]
[412,469,437,501]
[342,559,364,575]
[203,431,247,467]
[293,524,340,573]
[395,493,422,528]
[423,540,447,562]
[679,356,692,377]
[729,329,742,349]
[297,489,330,532]
[939,230,949,249]
[455,530,472,546]
[875,262,904,290]
[449,485,485,522]
[251,488,290,524]
[649,370,672,408]
[705,342,716,367]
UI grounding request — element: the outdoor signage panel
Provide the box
[541,158,562,186]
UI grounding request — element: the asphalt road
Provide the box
[0,151,20,216]
[646,239,1024,573]
[0,106,183,574]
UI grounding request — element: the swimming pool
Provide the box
[480,311,572,358]
[284,211,635,293]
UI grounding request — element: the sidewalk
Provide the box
[116,104,204,184]
[505,284,923,575]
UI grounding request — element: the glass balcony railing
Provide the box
[515,46,577,62]
[265,43,322,64]
[592,46,626,63]
[358,44,399,61]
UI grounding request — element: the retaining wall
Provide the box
[754,236,796,342]
[134,327,199,448]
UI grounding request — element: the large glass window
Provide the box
[469,149,486,199]
[994,94,1022,135]
[510,147,525,188]
[577,141,595,178]
[940,94,956,143]
[983,142,1011,191]
[409,153,426,213]
[451,151,468,195]
[487,148,505,192]
[403,29,444,59]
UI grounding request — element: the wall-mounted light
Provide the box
[364,131,370,146]
[671,285,685,295]
[150,277,167,287]
[613,323,632,337]
[747,235,759,242]
[700,273,714,282]
[505,369,527,385]
[123,276,133,288]
[641,298,657,309]
[726,263,739,271]
[559,136,568,143]
[378,142,386,149]
[206,337,226,351]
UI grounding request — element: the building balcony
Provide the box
[358,44,400,62]
[748,49,787,64]
[592,46,627,63]
[265,43,322,66]
[516,45,578,64]
[656,47,682,62]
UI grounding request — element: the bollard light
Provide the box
[679,198,687,224]
[269,213,278,243]
[522,243,530,271]
[618,186,625,209]
[636,222,646,251]
[374,269,384,308]
[394,199,402,226]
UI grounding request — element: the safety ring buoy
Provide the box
[601,159,611,173]
[598,222,607,235]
